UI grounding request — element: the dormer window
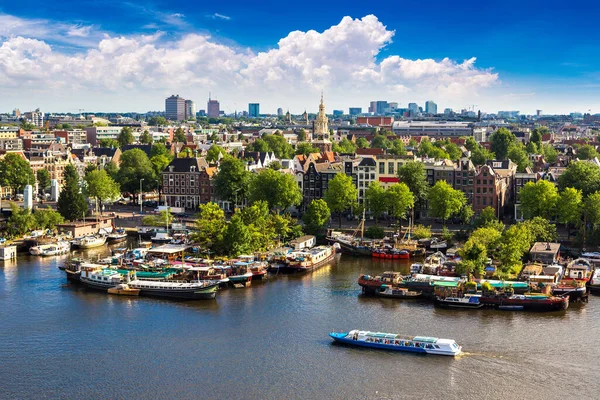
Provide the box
[169,166,175,172]
[190,166,196,172]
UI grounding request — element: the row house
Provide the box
[0,137,23,151]
[356,157,376,205]
[244,151,278,171]
[513,168,541,221]
[26,148,74,187]
[161,157,213,210]
[92,147,121,168]
[375,154,416,188]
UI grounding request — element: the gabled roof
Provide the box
[122,144,152,157]
[93,147,119,158]
[163,157,208,173]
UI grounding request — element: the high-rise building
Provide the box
[333,110,343,117]
[165,95,186,121]
[349,107,362,116]
[425,101,438,115]
[444,108,453,115]
[249,103,260,118]
[375,101,389,115]
[207,97,220,118]
[388,102,398,112]
[184,100,196,120]
[277,108,284,117]
[408,103,419,115]
[369,101,377,113]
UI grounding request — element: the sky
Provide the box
[1,0,599,115]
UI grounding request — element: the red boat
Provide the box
[371,248,410,260]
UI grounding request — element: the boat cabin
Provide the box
[146,244,192,262]
[529,274,560,285]
[289,235,316,251]
[529,242,560,264]
[521,263,544,279]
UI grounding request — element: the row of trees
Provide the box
[5,203,64,236]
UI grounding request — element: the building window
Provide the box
[482,197,487,206]
[379,162,385,174]
[388,162,394,175]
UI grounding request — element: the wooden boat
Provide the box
[227,261,254,284]
[107,284,140,296]
[434,294,483,309]
[150,231,173,244]
[422,252,446,275]
[377,286,422,299]
[552,258,591,300]
[329,330,462,356]
[239,255,268,280]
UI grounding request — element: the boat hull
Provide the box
[107,235,127,244]
[335,240,372,256]
[329,333,460,356]
[285,250,336,273]
[135,284,218,300]
[434,297,483,309]
[479,296,569,312]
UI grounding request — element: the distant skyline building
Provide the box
[368,101,377,114]
[349,107,362,116]
[425,100,438,114]
[498,110,520,118]
[184,100,196,120]
[408,103,419,115]
[207,96,220,118]
[333,110,343,117]
[444,108,453,115]
[277,108,284,117]
[249,103,260,118]
[165,95,186,121]
[375,101,388,115]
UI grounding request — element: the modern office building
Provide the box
[184,100,196,120]
[425,101,438,115]
[277,108,284,117]
[349,107,362,116]
[207,98,220,118]
[165,95,186,121]
[333,110,343,117]
[249,103,260,118]
[408,103,420,115]
[368,101,377,114]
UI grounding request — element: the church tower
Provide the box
[312,93,332,153]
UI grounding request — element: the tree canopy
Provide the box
[324,173,358,227]
[364,181,387,224]
[518,180,558,219]
[206,144,225,163]
[148,116,168,126]
[248,169,302,212]
[117,149,156,194]
[139,130,153,145]
[117,127,134,147]
[85,169,120,212]
[214,156,251,205]
[397,161,429,204]
[295,142,320,156]
[489,128,516,160]
[303,199,331,235]
[36,169,51,194]
[0,153,36,193]
[332,138,357,154]
[558,161,600,196]
[428,180,467,225]
[57,164,87,221]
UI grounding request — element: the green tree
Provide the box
[223,214,252,256]
[303,199,331,235]
[445,142,463,160]
[174,127,187,143]
[57,164,87,221]
[117,149,156,196]
[207,144,225,163]
[142,210,173,227]
[148,116,167,126]
[20,121,36,130]
[295,142,320,155]
[584,192,600,230]
[465,137,478,152]
[474,206,504,231]
[117,126,134,147]
[412,224,432,239]
[297,129,306,142]
[386,183,414,221]
[214,156,251,205]
[522,216,558,243]
[556,187,583,231]
[525,141,539,155]
[33,207,64,230]
[489,128,516,160]
[324,173,358,228]
[0,153,36,194]
[428,180,467,226]
[356,137,370,149]
[507,143,532,172]
[518,180,558,219]
[104,161,119,180]
[558,161,600,196]
[84,169,120,213]
[365,181,388,224]
[150,143,173,159]
[150,154,172,176]
[471,146,495,166]
[6,203,36,236]
[460,204,475,225]
[263,134,294,159]
[541,144,558,164]
[248,169,302,212]
[84,163,97,175]
[191,202,227,252]
[332,138,357,154]
[388,140,406,156]
[577,144,599,160]
[36,169,51,195]
[530,127,547,147]
[498,223,534,274]
[99,138,120,148]
[247,138,270,153]
[268,161,283,170]
[371,134,390,149]
[397,161,429,206]
[139,130,153,145]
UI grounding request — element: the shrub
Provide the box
[412,224,432,240]
[365,226,385,239]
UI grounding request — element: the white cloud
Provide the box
[0,14,499,113]
[206,13,231,21]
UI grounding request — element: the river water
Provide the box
[0,247,598,400]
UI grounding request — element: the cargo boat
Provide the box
[329,330,462,356]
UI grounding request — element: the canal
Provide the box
[0,249,598,399]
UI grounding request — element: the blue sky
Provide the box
[1,0,599,114]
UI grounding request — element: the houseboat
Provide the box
[479,292,569,312]
[377,286,422,299]
[552,258,591,300]
[107,229,128,244]
[422,252,446,275]
[79,264,123,290]
[72,235,107,249]
[434,294,483,309]
[284,245,335,273]
[329,330,462,356]
[29,241,71,256]
[239,255,268,280]
[589,268,600,295]
[150,230,173,244]
[127,279,219,300]
[563,258,592,281]
[358,271,404,294]
[227,261,254,285]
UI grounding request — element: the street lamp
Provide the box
[139,178,145,215]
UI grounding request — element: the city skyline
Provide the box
[1,1,599,114]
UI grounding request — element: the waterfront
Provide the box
[1,251,599,399]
